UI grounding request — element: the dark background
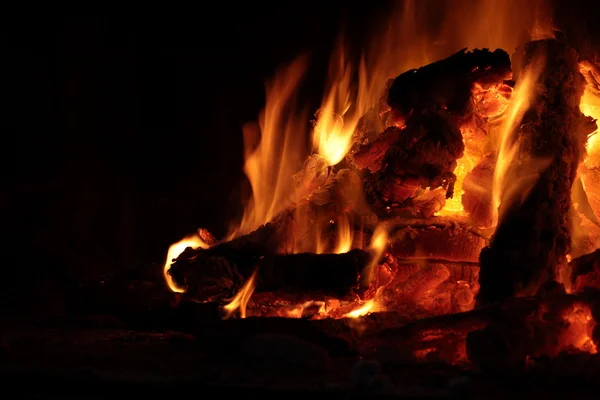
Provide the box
[3,1,599,317]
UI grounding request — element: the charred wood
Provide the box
[478,39,597,305]
[387,48,513,119]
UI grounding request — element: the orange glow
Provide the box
[222,269,258,319]
[163,233,209,293]
[561,303,597,354]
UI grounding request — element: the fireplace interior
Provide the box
[6,2,600,398]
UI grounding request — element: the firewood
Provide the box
[386,48,513,120]
[478,39,597,305]
[168,248,375,302]
[363,110,465,218]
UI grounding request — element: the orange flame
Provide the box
[163,233,209,293]
[226,56,310,240]
[333,216,353,254]
[345,225,389,318]
[222,269,258,319]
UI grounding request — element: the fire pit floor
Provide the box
[1,317,600,399]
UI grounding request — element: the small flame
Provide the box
[346,299,377,318]
[333,215,353,254]
[222,269,258,319]
[361,224,389,287]
[163,234,209,293]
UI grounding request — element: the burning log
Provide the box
[168,248,374,302]
[364,111,465,218]
[348,48,513,219]
[478,39,597,305]
[387,48,513,120]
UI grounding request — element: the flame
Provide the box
[312,41,379,166]
[222,269,258,319]
[361,223,389,284]
[345,299,377,318]
[492,57,546,222]
[346,224,389,319]
[163,233,209,293]
[580,86,600,168]
[333,215,353,254]
[227,56,310,239]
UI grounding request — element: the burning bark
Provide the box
[478,39,597,305]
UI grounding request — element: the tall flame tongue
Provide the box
[228,56,311,239]
[493,57,548,224]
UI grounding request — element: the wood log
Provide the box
[477,39,597,305]
[570,249,600,292]
[168,248,375,302]
[387,48,513,119]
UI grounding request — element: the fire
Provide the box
[162,0,558,321]
[163,233,209,293]
[222,269,258,319]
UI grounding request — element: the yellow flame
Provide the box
[492,57,546,222]
[361,224,389,286]
[580,89,600,168]
[333,215,353,254]
[312,42,379,166]
[227,56,310,240]
[163,234,209,293]
[346,299,377,318]
[222,269,258,319]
